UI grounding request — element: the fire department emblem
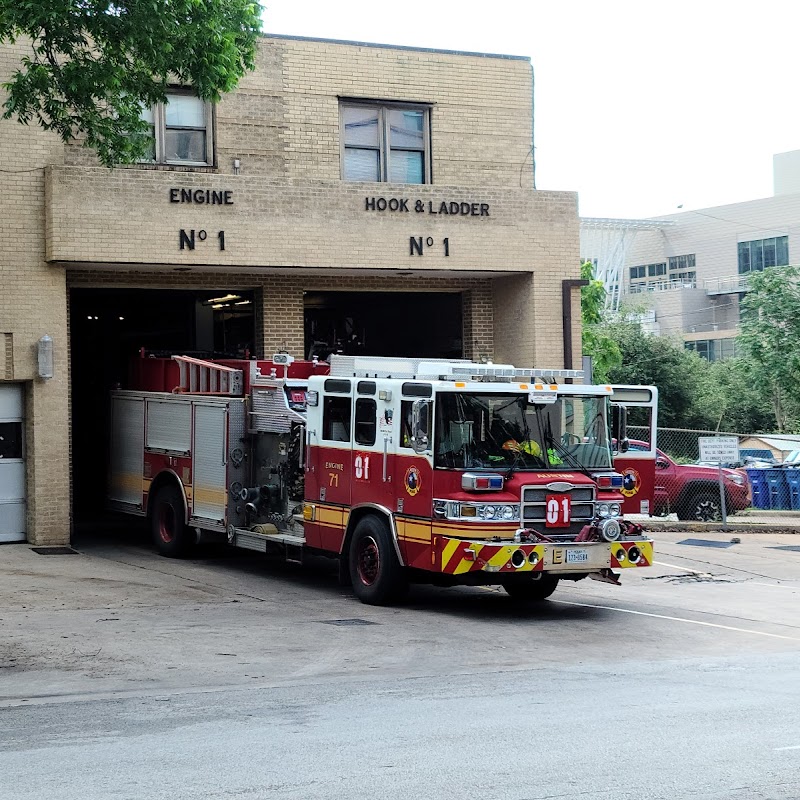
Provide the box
[404,465,422,496]
[621,468,640,497]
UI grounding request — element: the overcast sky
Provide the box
[264,0,800,219]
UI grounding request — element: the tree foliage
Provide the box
[738,266,800,431]
[604,322,709,428]
[580,261,621,382]
[1,0,262,166]
[580,261,784,434]
[600,321,777,434]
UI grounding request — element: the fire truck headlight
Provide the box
[435,501,518,521]
[599,518,622,542]
[608,503,621,517]
[596,503,610,518]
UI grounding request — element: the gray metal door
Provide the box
[192,403,228,522]
[0,384,26,542]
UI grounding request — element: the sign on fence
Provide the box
[698,436,740,464]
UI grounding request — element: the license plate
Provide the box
[545,494,571,527]
[565,548,589,564]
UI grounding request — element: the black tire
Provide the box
[150,484,194,557]
[348,515,407,605]
[502,574,559,603]
[677,491,722,522]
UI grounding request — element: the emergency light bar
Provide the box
[328,355,583,382]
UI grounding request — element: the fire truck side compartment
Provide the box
[108,391,249,532]
[109,395,145,510]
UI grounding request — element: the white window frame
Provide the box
[339,100,431,184]
[142,89,214,167]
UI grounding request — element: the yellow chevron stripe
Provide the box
[488,546,513,568]
[452,544,485,574]
[618,540,654,568]
[441,538,461,568]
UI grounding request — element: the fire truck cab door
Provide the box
[307,383,353,552]
[610,385,659,516]
[350,382,394,511]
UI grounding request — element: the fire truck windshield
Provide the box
[434,393,613,471]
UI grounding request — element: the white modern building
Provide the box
[581,150,800,360]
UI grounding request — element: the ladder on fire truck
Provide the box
[171,355,244,395]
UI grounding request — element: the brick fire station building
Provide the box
[0,34,581,546]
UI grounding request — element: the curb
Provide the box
[640,520,800,535]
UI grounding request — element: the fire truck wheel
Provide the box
[348,515,407,605]
[151,484,194,557]
[502,574,559,603]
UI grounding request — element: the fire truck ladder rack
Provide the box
[172,355,244,395]
[328,355,583,383]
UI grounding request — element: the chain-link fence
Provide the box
[625,426,800,521]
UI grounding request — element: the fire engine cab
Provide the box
[108,353,657,605]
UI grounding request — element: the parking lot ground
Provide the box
[2,524,800,799]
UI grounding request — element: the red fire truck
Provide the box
[108,353,658,605]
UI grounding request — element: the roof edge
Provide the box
[261,32,531,62]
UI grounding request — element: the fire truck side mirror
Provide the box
[411,399,432,454]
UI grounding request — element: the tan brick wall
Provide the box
[62,35,535,187]
[2,34,579,547]
[0,41,71,545]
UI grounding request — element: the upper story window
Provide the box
[341,101,430,184]
[629,265,647,279]
[140,90,213,166]
[685,338,738,362]
[669,254,696,271]
[738,236,789,274]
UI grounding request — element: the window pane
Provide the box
[323,396,351,442]
[165,129,207,162]
[0,422,22,459]
[764,238,777,268]
[344,148,380,181]
[140,105,155,125]
[777,236,789,265]
[354,399,377,446]
[388,109,424,149]
[142,126,156,160]
[751,240,764,271]
[165,94,205,128]
[738,242,750,273]
[389,149,424,183]
[343,106,379,147]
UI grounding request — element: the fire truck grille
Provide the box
[520,483,596,540]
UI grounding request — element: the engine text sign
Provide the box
[698,436,740,463]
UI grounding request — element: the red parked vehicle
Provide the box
[629,442,750,520]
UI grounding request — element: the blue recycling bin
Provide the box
[766,468,791,510]
[785,469,800,510]
[746,468,770,509]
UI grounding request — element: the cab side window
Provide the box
[354,399,376,446]
[323,396,351,442]
[399,400,413,449]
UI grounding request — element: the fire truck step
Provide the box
[232,528,306,554]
